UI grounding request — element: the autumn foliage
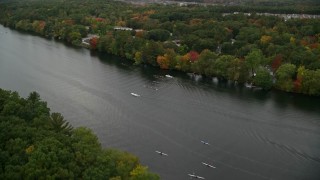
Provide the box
[2,0,320,96]
[95,17,105,22]
[271,54,283,72]
[260,35,272,44]
[294,77,302,92]
[189,51,199,62]
[89,37,99,50]
[135,30,145,38]
[157,55,169,69]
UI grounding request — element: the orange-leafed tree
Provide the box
[189,18,202,26]
[135,30,145,38]
[157,55,169,69]
[32,20,46,34]
[156,49,177,69]
[176,53,191,72]
[116,20,126,27]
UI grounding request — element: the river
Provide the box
[0,25,320,180]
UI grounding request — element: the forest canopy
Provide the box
[0,88,159,179]
[0,0,320,95]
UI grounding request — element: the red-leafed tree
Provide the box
[308,43,319,49]
[189,51,199,62]
[95,17,105,22]
[89,37,99,50]
[271,54,283,72]
[294,77,302,92]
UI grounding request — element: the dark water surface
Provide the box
[1,25,320,180]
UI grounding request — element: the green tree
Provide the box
[23,137,75,179]
[141,41,165,66]
[192,49,218,76]
[227,58,250,83]
[71,127,102,172]
[147,29,171,42]
[275,63,296,92]
[0,89,159,179]
[236,27,261,44]
[253,68,273,90]
[299,69,320,96]
[245,48,265,76]
[49,113,73,135]
[213,55,234,79]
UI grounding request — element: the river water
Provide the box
[0,25,320,179]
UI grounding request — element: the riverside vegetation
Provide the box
[0,88,159,179]
[0,0,320,95]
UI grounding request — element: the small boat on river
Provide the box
[188,173,205,179]
[155,150,168,156]
[201,162,216,168]
[130,93,140,97]
[201,140,210,145]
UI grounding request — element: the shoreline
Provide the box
[0,23,319,97]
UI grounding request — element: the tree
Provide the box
[130,165,160,180]
[271,54,283,72]
[192,49,218,76]
[68,31,82,45]
[157,49,178,70]
[27,92,40,103]
[141,41,165,66]
[275,63,296,92]
[244,49,265,76]
[236,27,261,44]
[157,55,169,69]
[49,113,73,135]
[90,37,99,50]
[147,29,171,41]
[276,63,296,80]
[113,31,132,57]
[213,55,234,79]
[134,51,143,65]
[253,68,273,90]
[227,58,249,83]
[176,53,191,72]
[0,89,159,179]
[70,127,105,177]
[23,137,75,179]
[260,35,272,44]
[298,67,320,96]
[189,51,199,63]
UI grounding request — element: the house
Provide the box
[81,34,99,46]
[114,26,133,31]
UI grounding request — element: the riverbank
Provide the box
[3,22,320,97]
[0,88,159,179]
[0,0,319,96]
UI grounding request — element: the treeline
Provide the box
[0,0,320,95]
[0,89,159,179]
